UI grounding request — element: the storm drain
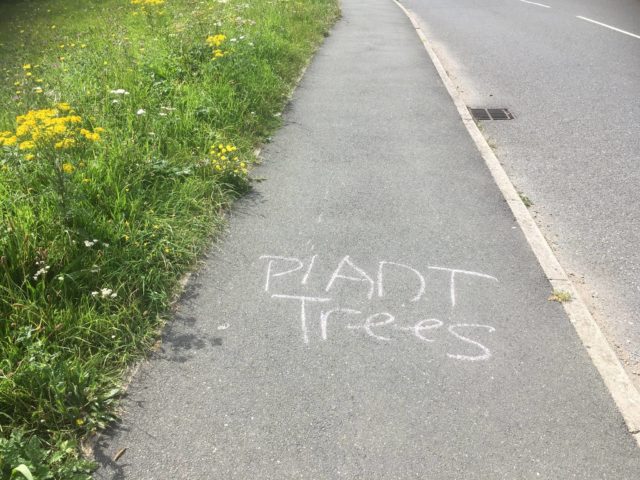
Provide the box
[469,108,514,121]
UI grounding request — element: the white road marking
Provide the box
[519,0,551,8]
[576,15,640,40]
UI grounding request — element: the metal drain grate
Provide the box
[469,108,514,121]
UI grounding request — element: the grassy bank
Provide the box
[0,0,339,477]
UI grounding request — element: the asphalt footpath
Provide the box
[94,0,640,478]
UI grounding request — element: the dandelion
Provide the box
[0,133,18,146]
[206,34,226,47]
[2,104,104,153]
[55,139,76,149]
[62,162,75,174]
[209,142,248,180]
[206,34,229,59]
[75,418,85,426]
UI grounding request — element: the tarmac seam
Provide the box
[392,0,640,448]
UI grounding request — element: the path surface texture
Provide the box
[95,0,640,478]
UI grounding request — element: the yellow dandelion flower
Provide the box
[55,138,76,149]
[206,34,226,47]
[18,140,35,150]
[0,135,18,146]
[62,163,74,174]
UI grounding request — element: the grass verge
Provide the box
[0,0,339,477]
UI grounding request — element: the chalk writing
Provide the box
[427,266,498,308]
[259,255,303,292]
[446,324,495,361]
[260,254,499,361]
[377,261,426,302]
[325,255,375,300]
[271,294,330,344]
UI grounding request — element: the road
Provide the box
[95,0,640,478]
[401,0,640,377]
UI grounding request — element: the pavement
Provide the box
[94,0,640,478]
[401,0,640,375]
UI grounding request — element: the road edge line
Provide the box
[391,0,640,446]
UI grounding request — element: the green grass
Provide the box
[0,0,339,477]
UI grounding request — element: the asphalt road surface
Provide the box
[95,0,640,478]
[402,0,640,375]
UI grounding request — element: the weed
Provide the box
[518,192,533,207]
[549,290,572,303]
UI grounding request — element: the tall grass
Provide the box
[0,0,339,477]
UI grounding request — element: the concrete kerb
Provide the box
[391,0,640,446]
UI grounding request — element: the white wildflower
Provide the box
[110,89,130,95]
[97,288,114,298]
[33,265,50,280]
[136,109,146,115]
[84,240,95,247]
